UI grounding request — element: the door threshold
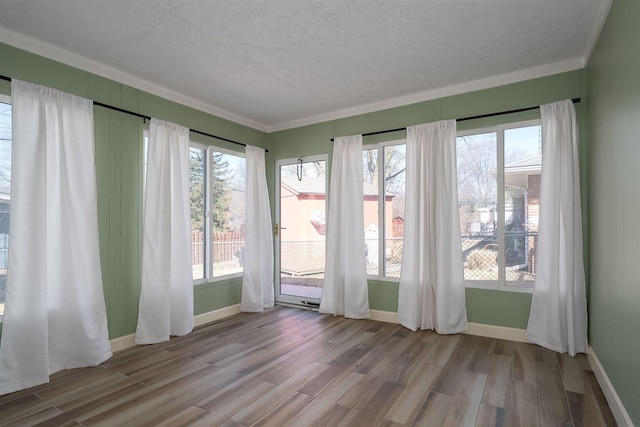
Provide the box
[275,301,319,312]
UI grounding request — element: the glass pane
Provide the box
[0,102,11,317]
[190,147,206,280]
[383,144,405,278]
[363,148,379,276]
[279,160,326,299]
[504,125,541,288]
[457,132,498,282]
[211,151,246,277]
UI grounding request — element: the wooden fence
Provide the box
[191,231,245,265]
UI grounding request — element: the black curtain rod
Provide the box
[0,74,265,152]
[331,97,581,141]
[93,101,150,121]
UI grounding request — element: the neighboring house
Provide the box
[392,216,404,238]
[279,175,393,275]
[459,155,541,274]
[504,154,541,232]
[504,155,541,273]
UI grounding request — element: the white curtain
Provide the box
[241,145,274,312]
[526,100,587,356]
[136,118,193,344]
[319,135,369,319]
[0,80,112,395]
[397,120,468,333]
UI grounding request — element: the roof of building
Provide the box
[504,155,542,173]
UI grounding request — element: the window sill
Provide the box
[367,275,400,283]
[465,281,534,294]
[194,272,243,286]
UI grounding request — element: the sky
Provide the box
[504,125,541,159]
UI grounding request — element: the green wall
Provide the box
[587,0,640,423]
[268,69,588,329]
[0,40,590,339]
[0,43,269,340]
[3,9,635,420]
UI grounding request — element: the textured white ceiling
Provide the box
[0,0,609,132]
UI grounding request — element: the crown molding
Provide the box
[266,57,585,133]
[1,25,589,135]
[583,0,613,65]
[0,26,270,132]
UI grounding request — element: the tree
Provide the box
[456,135,497,206]
[281,160,325,179]
[189,148,205,231]
[362,145,406,196]
[456,134,529,205]
[227,161,246,232]
[456,133,530,236]
[189,149,234,232]
[211,152,232,231]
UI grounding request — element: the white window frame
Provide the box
[194,144,246,285]
[362,138,406,282]
[144,131,246,285]
[190,141,209,285]
[458,119,541,293]
[0,94,10,322]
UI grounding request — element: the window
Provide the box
[190,146,246,282]
[0,96,11,319]
[144,134,246,283]
[362,141,406,278]
[456,120,541,291]
[190,146,206,280]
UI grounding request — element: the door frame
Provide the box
[274,154,329,306]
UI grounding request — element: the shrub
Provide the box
[466,248,497,270]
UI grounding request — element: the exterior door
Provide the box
[275,155,328,307]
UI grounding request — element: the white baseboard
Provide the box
[111,308,527,351]
[108,305,633,427]
[466,322,528,342]
[109,332,136,353]
[370,309,529,342]
[370,309,632,426]
[369,309,399,324]
[108,304,242,353]
[194,304,242,327]
[588,346,634,427]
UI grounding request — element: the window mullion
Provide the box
[497,127,506,290]
[204,146,212,279]
[378,144,385,277]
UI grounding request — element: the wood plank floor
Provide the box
[0,306,617,427]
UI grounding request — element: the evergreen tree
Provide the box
[189,148,205,231]
[211,152,232,231]
[189,149,234,232]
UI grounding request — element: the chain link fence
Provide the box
[280,238,405,281]
[281,240,325,276]
[461,232,537,284]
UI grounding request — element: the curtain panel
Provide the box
[0,80,111,395]
[241,145,274,312]
[136,118,193,344]
[319,134,370,319]
[397,120,468,333]
[526,99,587,356]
